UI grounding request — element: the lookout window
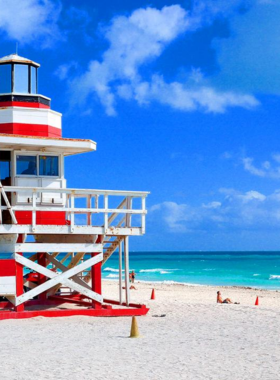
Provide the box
[16,155,37,176]
[39,155,59,176]
[0,64,12,93]
[16,154,60,177]
[0,62,38,95]
[14,64,29,93]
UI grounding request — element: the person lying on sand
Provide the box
[122,285,137,290]
[217,291,240,304]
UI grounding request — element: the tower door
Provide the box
[0,151,11,185]
[0,151,12,223]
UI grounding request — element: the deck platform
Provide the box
[0,297,149,320]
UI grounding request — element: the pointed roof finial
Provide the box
[16,42,18,55]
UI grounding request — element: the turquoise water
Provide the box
[102,251,280,290]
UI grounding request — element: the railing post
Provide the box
[66,194,70,223]
[87,195,92,226]
[141,196,146,234]
[125,197,132,228]
[32,190,36,231]
[104,195,108,232]
[70,192,75,233]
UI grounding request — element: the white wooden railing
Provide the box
[0,186,148,234]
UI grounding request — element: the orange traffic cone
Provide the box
[151,288,155,300]
[255,296,259,306]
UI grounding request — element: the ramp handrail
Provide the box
[0,182,17,224]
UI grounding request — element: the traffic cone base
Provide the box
[130,316,140,338]
[151,288,155,300]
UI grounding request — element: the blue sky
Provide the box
[1,0,280,251]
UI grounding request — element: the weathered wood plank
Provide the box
[15,253,103,305]
[0,243,103,253]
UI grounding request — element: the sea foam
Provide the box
[139,268,178,274]
[269,275,280,280]
[106,274,119,278]
[103,267,125,273]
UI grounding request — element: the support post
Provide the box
[118,240,123,305]
[124,236,130,306]
[141,196,146,234]
[87,195,92,226]
[37,252,47,300]
[91,235,102,309]
[15,234,24,312]
[104,195,108,231]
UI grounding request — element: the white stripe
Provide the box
[0,276,16,295]
[0,107,61,129]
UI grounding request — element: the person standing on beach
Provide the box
[131,270,135,284]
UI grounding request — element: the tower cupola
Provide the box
[0,54,39,95]
[0,54,61,138]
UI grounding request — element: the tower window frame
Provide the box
[15,152,61,178]
[0,62,38,95]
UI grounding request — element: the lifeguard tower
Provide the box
[0,54,149,319]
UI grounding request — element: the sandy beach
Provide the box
[0,281,279,380]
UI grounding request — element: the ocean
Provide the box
[102,251,280,290]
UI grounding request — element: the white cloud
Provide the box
[0,0,62,46]
[127,75,258,113]
[202,201,222,209]
[68,4,258,116]
[150,201,195,232]
[238,190,266,203]
[150,188,280,233]
[55,61,78,80]
[242,155,280,179]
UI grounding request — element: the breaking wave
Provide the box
[269,275,280,280]
[139,268,178,274]
[103,267,122,273]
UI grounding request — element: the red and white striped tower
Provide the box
[0,54,61,138]
[0,54,149,319]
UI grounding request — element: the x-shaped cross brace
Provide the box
[15,252,103,306]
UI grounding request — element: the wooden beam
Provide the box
[15,253,103,305]
[118,241,123,305]
[48,252,86,295]
[0,225,143,236]
[124,236,130,306]
[46,254,91,291]
[0,243,103,253]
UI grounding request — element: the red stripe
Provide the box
[0,260,16,277]
[0,102,50,109]
[15,211,67,225]
[0,123,61,137]
[0,306,149,320]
